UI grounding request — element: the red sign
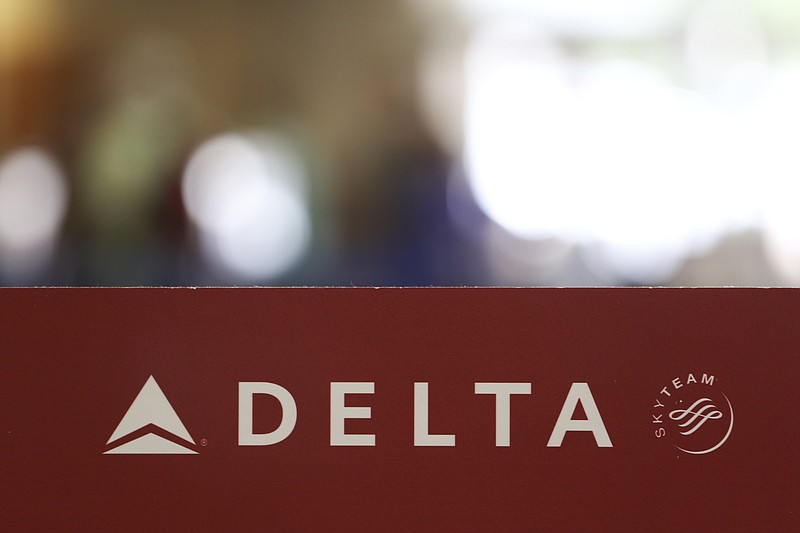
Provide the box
[2,289,798,530]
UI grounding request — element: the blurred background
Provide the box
[2,0,800,286]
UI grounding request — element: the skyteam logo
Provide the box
[651,372,734,455]
[104,376,198,455]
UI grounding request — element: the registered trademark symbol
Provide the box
[200,438,208,447]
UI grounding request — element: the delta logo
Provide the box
[103,376,199,454]
[105,373,732,455]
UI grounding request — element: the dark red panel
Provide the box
[2,289,797,531]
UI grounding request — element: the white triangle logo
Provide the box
[104,376,198,454]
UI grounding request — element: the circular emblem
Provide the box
[651,372,733,455]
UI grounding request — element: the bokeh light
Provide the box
[0,147,69,281]
[182,133,311,282]
[2,1,800,286]
[455,3,799,283]
[450,0,688,38]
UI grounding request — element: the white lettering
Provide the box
[547,383,612,448]
[238,382,297,446]
[414,382,455,446]
[475,382,532,447]
[330,382,375,446]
